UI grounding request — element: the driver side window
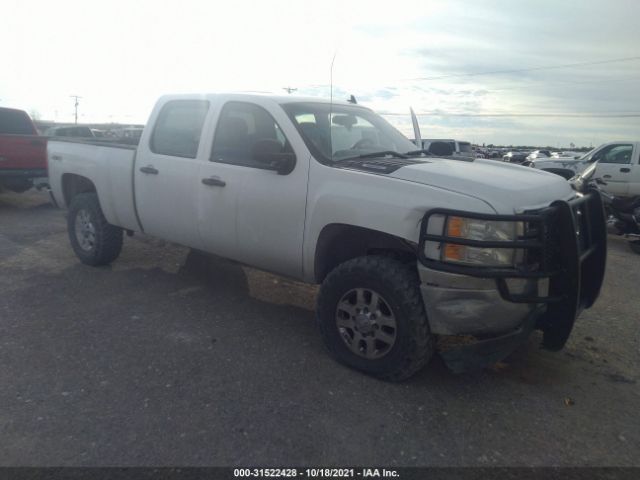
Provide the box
[597,144,633,164]
[211,101,293,168]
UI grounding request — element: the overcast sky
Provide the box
[2,0,639,146]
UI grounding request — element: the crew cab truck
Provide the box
[527,141,640,197]
[48,94,607,380]
[0,107,48,193]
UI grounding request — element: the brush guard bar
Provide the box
[418,190,607,350]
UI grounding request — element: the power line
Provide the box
[401,56,640,82]
[481,75,640,93]
[379,112,640,118]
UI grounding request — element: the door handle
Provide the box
[201,176,226,187]
[620,168,630,173]
[603,174,612,179]
[139,165,159,175]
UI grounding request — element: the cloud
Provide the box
[1,0,638,145]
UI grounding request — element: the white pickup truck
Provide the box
[48,94,607,380]
[526,141,640,197]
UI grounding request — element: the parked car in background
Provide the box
[419,139,474,158]
[122,127,144,140]
[502,150,530,163]
[46,125,95,138]
[525,150,552,161]
[550,151,581,159]
[528,141,640,196]
[0,107,48,193]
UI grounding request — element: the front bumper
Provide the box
[417,190,607,371]
[0,168,48,179]
[418,266,545,336]
[418,265,548,373]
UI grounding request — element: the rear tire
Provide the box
[67,192,123,266]
[317,255,434,381]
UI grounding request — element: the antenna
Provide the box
[329,50,338,159]
[282,86,297,94]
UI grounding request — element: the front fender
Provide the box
[302,163,494,282]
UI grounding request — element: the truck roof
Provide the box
[157,93,368,109]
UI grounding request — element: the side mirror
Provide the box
[251,139,296,175]
[428,141,454,156]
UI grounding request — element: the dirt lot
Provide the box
[0,189,638,467]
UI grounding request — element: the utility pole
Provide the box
[70,95,82,124]
[282,86,297,94]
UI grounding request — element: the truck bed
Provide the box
[45,136,140,149]
[47,139,140,231]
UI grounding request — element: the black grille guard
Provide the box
[418,189,607,350]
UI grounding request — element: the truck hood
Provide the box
[390,158,575,213]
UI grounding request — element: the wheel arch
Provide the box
[61,173,97,207]
[313,223,417,283]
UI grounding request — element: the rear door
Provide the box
[134,99,209,248]
[593,143,635,196]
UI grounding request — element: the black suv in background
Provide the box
[502,150,530,163]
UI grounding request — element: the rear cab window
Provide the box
[0,108,36,135]
[150,100,210,158]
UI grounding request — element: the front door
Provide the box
[197,100,309,279]
[593,143,635,196]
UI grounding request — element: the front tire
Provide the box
[67,192,123,266]
[317,255,434,381]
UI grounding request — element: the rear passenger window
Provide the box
[150,100,209,158]
[0,109,35,135]
[211,101,293,168]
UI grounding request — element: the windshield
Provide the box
[281,102,416,163]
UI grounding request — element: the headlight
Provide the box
[424,215,524,267]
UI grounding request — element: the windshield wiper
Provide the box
[338,150,408,162]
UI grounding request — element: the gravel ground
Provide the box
[0,189,638,467]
